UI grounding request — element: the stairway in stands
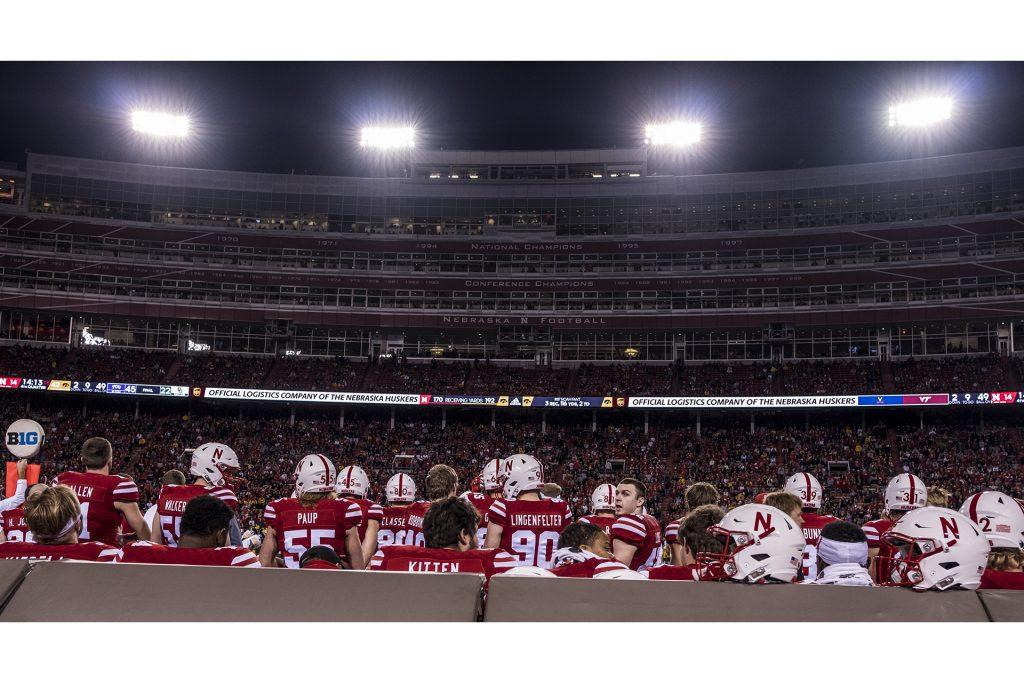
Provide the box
[260,357,288,388]
[879,359,895,393]
[162,355,185,384]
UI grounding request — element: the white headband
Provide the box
[817,537,868,567]
[34,514,79,543]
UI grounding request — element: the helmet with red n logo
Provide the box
[385,473,417,504]
[591,484,616,512]
[480,458,503,493]
[336,465,370,498]
[501,454,544,488]
[190,442,242,487]
[959,491,1024,551]
[884,473,927,514]
[783,472,822,510]
[879,507,988,591]
[503,461,544,499]
[294,454,337,496]
[696,503,805,584]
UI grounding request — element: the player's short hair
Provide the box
[679,504,725,556]
[764,491,802,519]
[179,494,233,540]
[25,482,48,502]
[684,482,720,510]
[300,545,343,568]
[425,464,459,501]
[422,496,478,549]
[541,482,562,498]
[81,436,113,469]
[927,487,951,508]
[24,485,80,542]
[618,477,647,500]
[162,469,186,486]
[820,521,867,545]
[557,521,604,550]
[988,548,1024,571]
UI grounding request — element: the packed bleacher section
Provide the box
[573,363,674,396]
[264,357,365,392]
[0,344,1020,397]
[171,353,275,389]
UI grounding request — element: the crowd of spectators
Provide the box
[264,357,365,392]
[779,360,883,395]
[573,363,674,396]
[0,344,1020,398]
[7,392,1021,537]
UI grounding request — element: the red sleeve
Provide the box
[92,543,121,563]
[861,522,882,548]
[229,548,260,568]
[211,486,239,510]
[263,500,278,525]
[365,503,384,523]
[369,548,387,570]
[646,565,699,581]
[560,503,573,529]
[111,477,140,503]
[487,499,508,527]
[490,550,519,574]
[664,521,680,544]
[980,569,1024,590]
[343,501,364,530]
[609,514,647,546]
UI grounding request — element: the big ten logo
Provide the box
[7,431,39,447]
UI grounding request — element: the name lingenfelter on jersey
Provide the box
[511,514,563,526]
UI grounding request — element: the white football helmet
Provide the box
[959,491,1024,551]
[502,454,544,486]
[595,568,647,580]
[480,458,503,493]
[696,503,805,584]
[504,566,556,577]
[190,442,241,487]
[385,473,417,504]
[294,454,337,496]
[880,507,989,591]
[783,472,822,510]
[336,465,370,498]
[591,483,616,512]
[885,473,927,513]
[503,461,543,499]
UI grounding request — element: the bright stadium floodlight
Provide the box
[644,121,702,147]
[887,97,953,128]
[360,126,416,150]
[130,110,190,138]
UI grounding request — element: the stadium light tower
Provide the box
[643,120,702,148]
[360,126,416,150]
[130,110,190,138]
[887,96,954,128]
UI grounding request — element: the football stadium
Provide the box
[0,60,1023,623]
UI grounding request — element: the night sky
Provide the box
[1,62,1022,176]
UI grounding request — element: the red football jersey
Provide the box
[550,556,629,578]
[663,519,681,545]
[578,514,616,535]
[646,564,702,581]
[0,505,31,543]
[377,501,430,548]
[370,545,518,585]
[862,518,896,581]
[116,540,259,567]
[53,471,140,545]
[340,496,384,542]
[610,513,663,571]
[487,498,573,568]
[264,497,363,568]
[980,568,1024,590]
[156,483,238,546]
[462,491,497,548]
[798,511,841,581]
[0,540,119,562]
